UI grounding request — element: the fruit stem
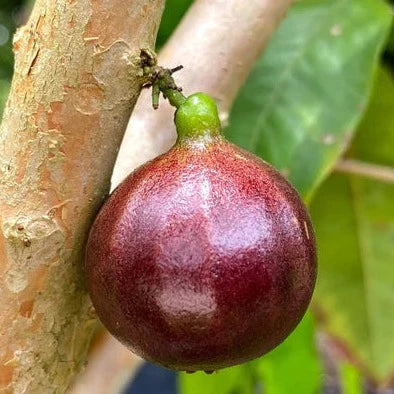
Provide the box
[140,50,186,110]
[139,49,222,142]
[155,67,186,109]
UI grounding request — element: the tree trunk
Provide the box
[0,0,164,392]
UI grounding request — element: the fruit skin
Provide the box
[85,130,317,371]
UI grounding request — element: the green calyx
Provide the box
[175,93,222,142]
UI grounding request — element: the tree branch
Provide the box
[0,0,164,392]
[68,332,142,394]
[112,0,294,188]
[335,159,394,184]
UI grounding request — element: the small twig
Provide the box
[170,65,184,74]
[335,159,394,184]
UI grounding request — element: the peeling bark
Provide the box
[0,0,164,392]
[112,0,294,187]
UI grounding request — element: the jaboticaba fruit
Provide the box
[86,93,317,372]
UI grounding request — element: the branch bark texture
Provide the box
[0,0,164,392]
[112,0,294,188]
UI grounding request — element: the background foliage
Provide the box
[0,0,27,116]
[0,0,393,393]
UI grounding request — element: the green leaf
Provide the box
[385,20,394,53]
[226,0,392,202]
[350,67,394,168]
[310,67,394,381]
[179,364,254,394]
[340,362,363,394]
[179,313,321,394]
[253,312,322,394]
[311,173,394,381]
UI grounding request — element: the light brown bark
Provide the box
[0,0,164,392]
[112,0,294,187]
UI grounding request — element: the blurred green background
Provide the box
[1,0,393,393]
[0,0,29,116]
